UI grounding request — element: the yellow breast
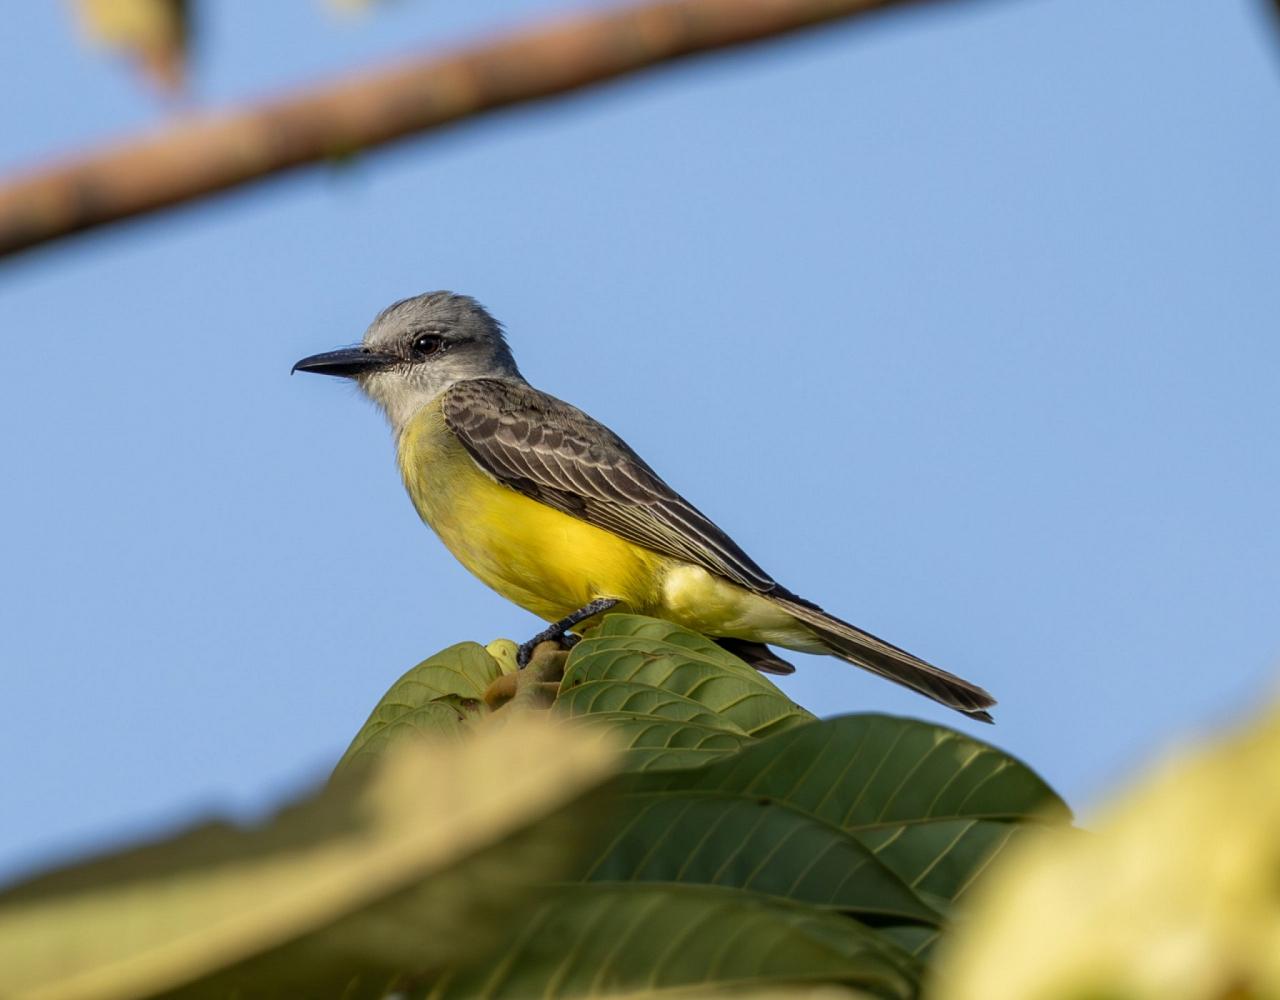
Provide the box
[396,399,671,622]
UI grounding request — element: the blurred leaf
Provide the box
[876,924,938,961]
[935,697,1280,1000]
[326,0,385,12]
[603,991,877,1000]
[336,641,503,774]
[564,615,813,738]
[75,0,190,93]
[0,716,617,1000]
[572,791,941,924]
[425,884,919,999]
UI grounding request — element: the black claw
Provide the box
[517,598,619,670]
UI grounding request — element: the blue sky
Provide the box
[1,0,1277,879]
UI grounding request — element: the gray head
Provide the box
[293,292,523,431]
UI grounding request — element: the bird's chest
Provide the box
[397,403,526,571]
[395,402,664,620]
[397,403,489,538]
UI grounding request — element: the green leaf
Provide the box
[634,715,1068,908]
[556,680,748,733]
[0,717,618,1000]
[570,712,750,771]
[336,642,502,774]
[875,924,939,961]
[573,791,940,924]
[343,701,471,761]
[634,714,1066,822]
[855,817,1036,906]
[565,615,813,738]
[423,884,918,999]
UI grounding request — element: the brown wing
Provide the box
[442,379,997,720]
[441,378,777,593]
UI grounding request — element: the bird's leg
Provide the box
[517,598,620,668]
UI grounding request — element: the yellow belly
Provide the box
[398,401,670,622]
[396,399,814,644]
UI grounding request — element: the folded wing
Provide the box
[442,378,777,592]
[441,378,996,720]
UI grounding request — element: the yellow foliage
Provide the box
[485,637,521,674]
[0,715,617,1000]
[933,696,1280,1000]
[74,0,188,91]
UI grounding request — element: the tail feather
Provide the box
[773,593,996,723]
[714,637,796,676]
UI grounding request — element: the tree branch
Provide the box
[0,0,952,259]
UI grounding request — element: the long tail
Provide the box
[772,592,997,723]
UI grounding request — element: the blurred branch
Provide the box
[0,0,955,259]
[1267,0,1280,53]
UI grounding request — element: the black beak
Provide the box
[291,347,398,378]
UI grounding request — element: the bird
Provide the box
[293,292,996,722]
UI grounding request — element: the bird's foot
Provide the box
[516,598,620,668]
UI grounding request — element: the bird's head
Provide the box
[293,291,522,431]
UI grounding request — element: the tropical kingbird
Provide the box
[294,292,995,721]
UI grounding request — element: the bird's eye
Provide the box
[412,333,445,358]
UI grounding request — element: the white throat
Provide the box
[360,370,526,436]
[359,371,457,436]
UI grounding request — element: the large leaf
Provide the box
[570,712,750,771]
[855,818,1036,908]
[573,791,940,924]
[336,642,503,773]
[0,717,617,1000]
[556,680,747,733]
[633,714,1066,823]
[564,615,813,738]
[423,884,919,999]
[634,715,1068,907]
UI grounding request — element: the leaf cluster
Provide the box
[0,615,1067,998]
[342,615,1069,998]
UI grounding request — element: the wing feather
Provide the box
[441,378,776,592]
[440,379,997,719]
